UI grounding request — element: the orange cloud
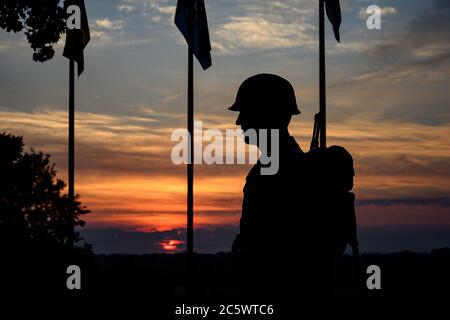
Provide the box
[1,109,449,235]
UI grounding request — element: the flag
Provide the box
[325,0,341,42]
[63,0,90,76]
[175,0,212,70]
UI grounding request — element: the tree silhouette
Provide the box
[0,0,66,62]
[0,132,90,250]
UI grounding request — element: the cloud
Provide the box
[358,6,398,20]
[117,4,135,13]
[139,1,176,25]
[357,198,450,207]
[149,4,176,25]
[379,6,398,15]
[328,1,450,126]
[0,42,19,51]
[95,18,125,30]
[87,18,137,47]
[135,0,317,55]
[209,0,316,55]
[0,36,28,52]
[151,4,176,15]
[90,30,112,44]
[2,107,449,233]
[214,16,315,55]
[362,1,450,71]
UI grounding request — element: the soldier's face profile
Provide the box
[235,111,251,131]
[236,111,290,131]
[236,111,265,131]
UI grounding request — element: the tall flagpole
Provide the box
[319,0,326,148]
[68,58,75,248]
[186,0,195,283]
[175,0,211,285]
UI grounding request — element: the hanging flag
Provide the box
[63,0,90,76]
[325,0,341,42]
[175,0,212,70]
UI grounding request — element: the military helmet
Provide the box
[228,73,300,116]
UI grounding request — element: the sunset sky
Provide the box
[1,0,449,254]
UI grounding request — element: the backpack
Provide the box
[306,145,359,256]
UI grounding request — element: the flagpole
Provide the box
[68,58,75,248]
[319,0,326,148]
[186,0,195,284]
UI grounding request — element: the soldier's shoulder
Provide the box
[284,149,307,170]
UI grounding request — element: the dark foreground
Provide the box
[2,249,450,316]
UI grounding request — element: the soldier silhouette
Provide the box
[230,73,303,253]
[229,74,358,302]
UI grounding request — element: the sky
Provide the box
[1,0,449,254]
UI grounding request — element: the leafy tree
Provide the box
[0,0,66,62]
[0,132,90,249]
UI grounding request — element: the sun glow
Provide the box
[160,239,184,252]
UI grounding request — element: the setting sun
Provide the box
[160,239,184,252]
